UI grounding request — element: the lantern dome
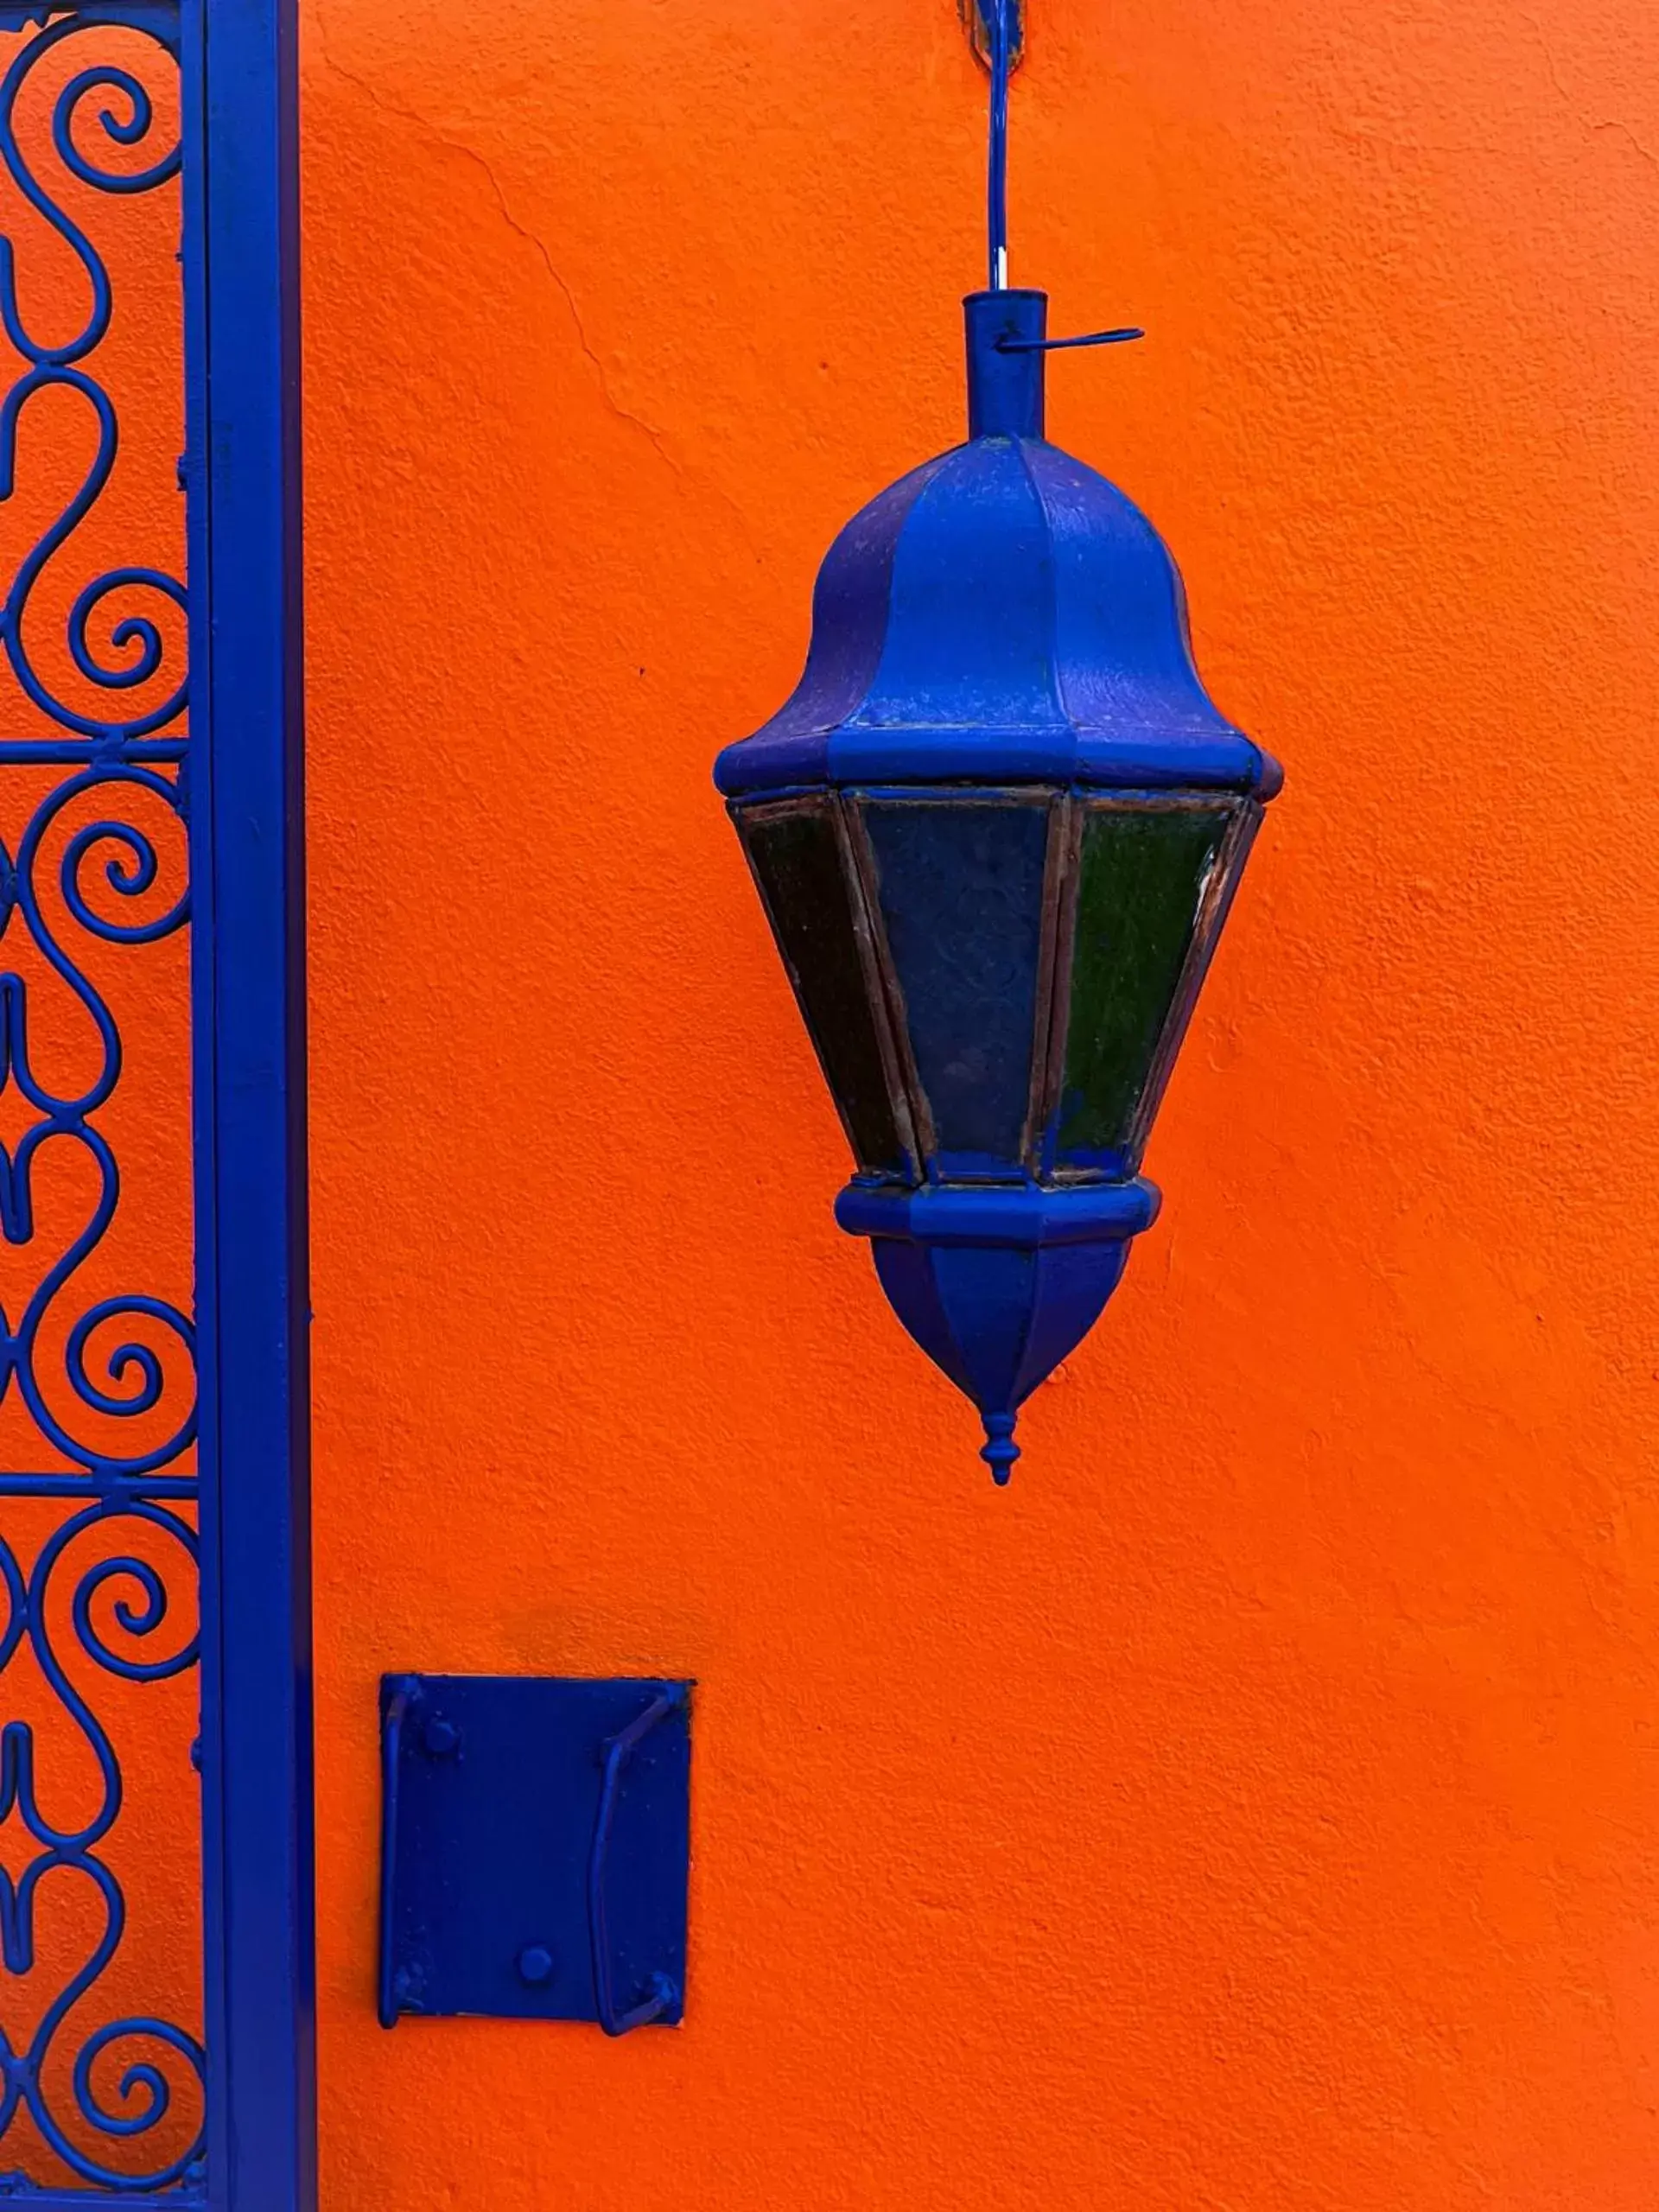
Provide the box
[716,291,1281,1480]
[715,293,1281,809]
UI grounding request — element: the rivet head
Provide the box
[422,1716,459,1758]
[517,1945,555,1986]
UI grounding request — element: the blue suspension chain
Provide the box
[982,0,1145,353]
[987,0,1012,289]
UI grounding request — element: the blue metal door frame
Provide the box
[186,0,315,2202]
[0,0,316,2202]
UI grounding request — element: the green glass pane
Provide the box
[739,803,907,1175]
[1056,806,1231,1165]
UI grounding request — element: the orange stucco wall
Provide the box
[299,0,1659,2204]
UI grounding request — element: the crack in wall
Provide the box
[1326,14,1659,168]
[312,8,684,481]
[1522,10,1659,167]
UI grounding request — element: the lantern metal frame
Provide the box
[715,236,1282,1481]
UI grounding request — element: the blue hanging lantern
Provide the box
[715,1,1281,1481]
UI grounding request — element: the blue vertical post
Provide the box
[183,0,317,2201]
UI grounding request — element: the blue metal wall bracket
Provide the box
[961,0,1024,71]
[378,1677,691,2033]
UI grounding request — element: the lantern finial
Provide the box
[980,1413,1020,1485]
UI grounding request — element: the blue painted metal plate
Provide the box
[378,1675,690,2032]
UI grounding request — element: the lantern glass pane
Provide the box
[862,798,1051,1173]
[1056,805,1232,1167]
[739,802,908,1175]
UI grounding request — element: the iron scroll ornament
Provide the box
[0,5,188,748]
[0,1499,202,2194]
[0,770,200,2191]
[0,0,203,2193]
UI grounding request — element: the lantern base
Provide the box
[833,1179,1161,1480]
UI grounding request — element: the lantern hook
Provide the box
[996,325,1145,354]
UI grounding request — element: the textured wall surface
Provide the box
[301,0,1659,2203]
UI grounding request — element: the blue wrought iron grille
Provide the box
[0,0,313,2204]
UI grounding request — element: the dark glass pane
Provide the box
[862,799,1050,1173]
[739,802,907,1175]
[1056,806,1231,1166]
